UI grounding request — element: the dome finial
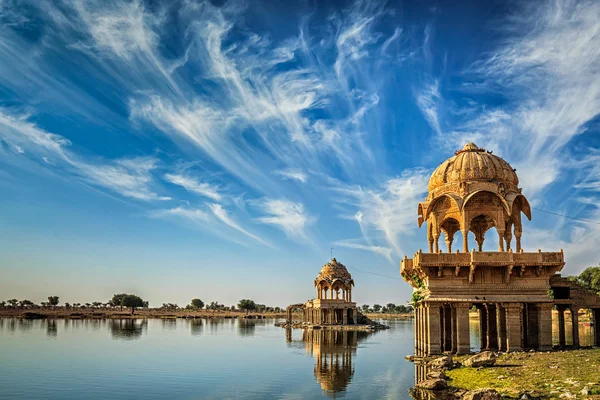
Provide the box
[463,142,479,151]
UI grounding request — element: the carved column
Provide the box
[445,235,453,253]
[433,233,440,253]
[455,303,471,354]
[504,303,523,351]
[537,303,553,351]
[414,306,419,356]
[451,305,457,353]
[342,310,348,325]
[570,306,579,347]
[557,305,566,347]
[497,229,505,252]
[504,223,513,251]
[462,229,469,253]
[514,225,522,252]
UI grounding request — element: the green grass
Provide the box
[446,348,600,398]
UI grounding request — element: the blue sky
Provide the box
[0,0,599,307]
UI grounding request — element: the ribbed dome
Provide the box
[315,258,354,286]
[428,143,518,192]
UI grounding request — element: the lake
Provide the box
[0,316,593,399]
[0,318,417,399]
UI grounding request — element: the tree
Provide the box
[20,300,35,308]
[573,266,600,295]
[110,293,128,309]
[121,294,145,314]
[238,299,256,314]
[7,299,18,308]
[0,301,5,308]
[191,298,204,309]
[361,304,370,313]
[47,296,60,308]
[386,303,396,313]
[373,304,382,313]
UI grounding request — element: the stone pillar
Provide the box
[414,306,420,356]
[485,304,498,350]
[353,309,357,325]
[343,309,348,325]
[514,225,522,252]
[462,229,469,253]
[455,303,470,354]
[593,309,600,347]
[478,305,488,350]
[497,304,507,352]
[426,304,442,355]
[557,305,566,347]
[537,303,553,351]
[451,305,457,353]
[433,234,439,253]
[497,229,505,252]
[570,306,579,347]
[504,303,523,351]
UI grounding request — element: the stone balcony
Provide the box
[401,249,565,287]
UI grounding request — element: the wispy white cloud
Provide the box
[335,168,430,256]
[0,109,168,201]
[276,169,307,183]
[416,80,441,135]
[255,199,314,241]
[209,203,272,247]
[164,173,221,201]
[333,239,393,261]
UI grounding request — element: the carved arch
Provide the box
[424,194,463,220]
[506,193,532,221]
[462,190,511,216]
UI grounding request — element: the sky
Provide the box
[0,0,599,308]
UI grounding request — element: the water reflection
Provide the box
[46,320,58,338]
[109,319,148,341]
[189,319,203,336]
[161,318,177,330]
[238,319,265,337]
[288,329,373,397]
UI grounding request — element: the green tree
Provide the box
[574,266,600,294]
[47,296,60,308]
[386,303,396,313]
[121,294,145,314]
[110,293,128,309]
[0,301,5,308]
[238,299,256,314]
[361,304,370,313]
[7,299,18,308]
[191,298,204,309]
[373,304,382,313]
[20,299,35,308]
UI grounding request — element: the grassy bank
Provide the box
[364,313,413,319]
[446,348,600,398]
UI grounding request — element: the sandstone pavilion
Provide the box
[401,142,600,356]
[287,258,358,325]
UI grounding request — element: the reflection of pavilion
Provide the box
[299,329,372,397]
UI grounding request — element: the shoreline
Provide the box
[0,309,414,320]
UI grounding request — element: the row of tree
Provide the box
[2,296,417,314]
[568,265,600,295]
[360,303,413,314]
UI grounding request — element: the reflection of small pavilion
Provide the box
[300,329,371,397]
[304,258,358,325]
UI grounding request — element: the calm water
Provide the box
[0,318,417,399]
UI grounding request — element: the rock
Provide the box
[580,385,591,395]
[427,370,447,380]
[462,388,502,400]
[415,378,448,390]
[463,351,497,368]
[428,355,453,369]
[520,394,532,400]
[559,392,576,399]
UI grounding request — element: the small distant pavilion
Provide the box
[303,258,358,325]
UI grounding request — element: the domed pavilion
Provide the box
[303,258,358,325]
[419,142,531,254]
[402,143,600,356]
